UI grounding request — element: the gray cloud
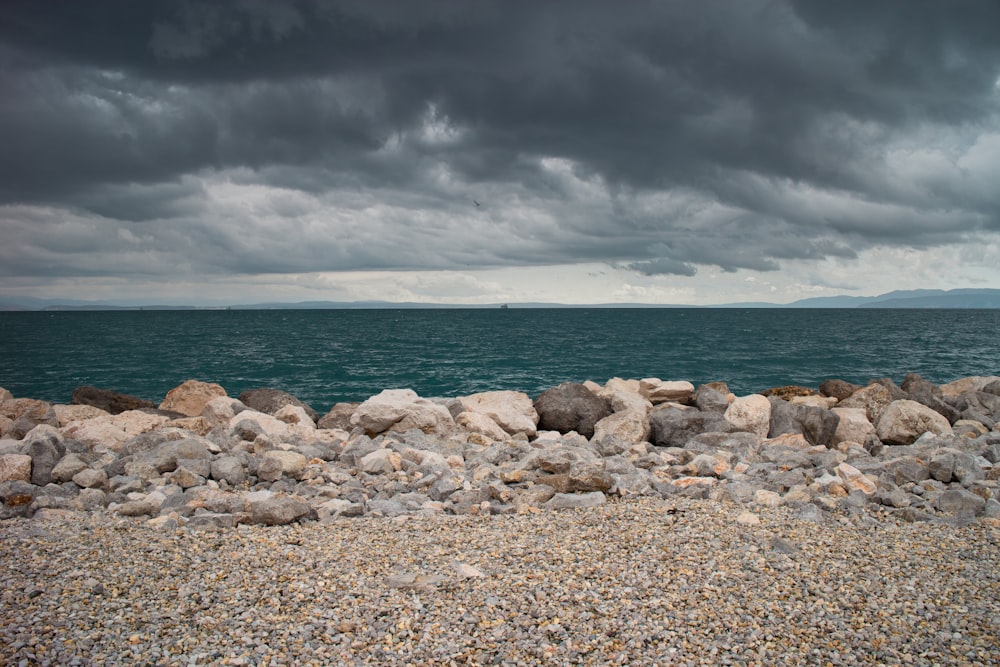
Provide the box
[0,0,998,287]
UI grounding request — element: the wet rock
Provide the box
[71,386,156,415]
[534,383,612,438]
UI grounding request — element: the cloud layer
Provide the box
[1,0,999,302]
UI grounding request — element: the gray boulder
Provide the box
[694,385,730,414]
[933,488,986,516]
[143,438,213,473]
[649,407,729,448]
[544,491,607,510]
[900,373,960,424]
[211,456,247,486]
[239,388,318,423]
[819,379,860,401]
[767,398,840,448]
[22,426,66,486]
[534,383,612,438]
[249,494,313,525]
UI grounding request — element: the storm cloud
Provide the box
[1,0,998,302]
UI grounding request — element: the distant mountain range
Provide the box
[1,288,998,311]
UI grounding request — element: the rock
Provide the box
[456,412,510,441]
[595,378,652,414]
[592,410,650,444]
[819,379,860,401]
[939,376,1000,399]
[694,385,730,413]
[360,448,402,475]
[876,399,953,445]
[4,399,60,439]
[883,456,929,486]
[22,425,66,486]
[199,396,246,428]
[934,488,987,516]
[71,386,156,415]
[72,468,108,489]
[52,404,110,427]
[208,456,245,486]
[239,388,318,422]
[539,462,614,493]
[835,462,876,495]
[317,402,360,430]
[639,379,695,405]
[351,389,456,436]
[830,407,878,447]
[754,489,783,507]
[249,494,312,525]
[839,383,894,425]
[62,411,170,452]
[723,394,771,438]
[0,453,32,483]
[928,449,983,485]
[185,512,238,531]
[259,450,307,481]
[456,391,538,438]
[760,386,815,400]
[544,491,606,510]
[533,383,612,438]
[142,438,212,473]
[649,406,728,448]
[51,453,90,482]
[159,380,228,417]
[768,398,840,448]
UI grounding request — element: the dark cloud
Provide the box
[0,0,998,284]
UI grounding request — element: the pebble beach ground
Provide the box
[2,498,999,667]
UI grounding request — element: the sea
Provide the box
[1,308,998,412]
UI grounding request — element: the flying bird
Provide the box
[473,200,481,207]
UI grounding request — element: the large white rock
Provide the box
[159,380,228,417]
[53,404,109,426]
[592,410,650,443]
[455,411,510,441]
[724,394,771,438]
[639,379,695,405]
[939,375,1000,399]
[360,448,403,475]
[229,410,292,440]
[595,378,652,415]
[458,390,538,437]
[62,410,170,452]
[352,389,456,436]
[261,450,307,479]
[201,396,246,428]
[876,399,953,445]
[831,407,877,446]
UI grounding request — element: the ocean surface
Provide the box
[1,308,998,412]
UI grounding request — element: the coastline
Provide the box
[2,373,1000,663]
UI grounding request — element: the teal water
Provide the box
[1,309,998,411]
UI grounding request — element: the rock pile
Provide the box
[1,373,998,528]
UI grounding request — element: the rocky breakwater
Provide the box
[1,373,999,529]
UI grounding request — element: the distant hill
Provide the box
[1,288,997,310]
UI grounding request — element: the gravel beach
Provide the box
[3,498,998,666]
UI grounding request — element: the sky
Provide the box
[1,0,999,306]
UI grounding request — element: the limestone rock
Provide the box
[72,468,108,489]
[768,398,840,448]
[62,411,170,452]
[595,378,652,414]
[831,407,877,447]
[258,450,307,481]
[210,456,247,486]
[229,410,292,441]
[249,494,312,525]
[159,380,228,417]
[592,410,650,444]
[934,488,987,515]
[142,438,212,473]
[351,389,456,436]
[544,491,606,510]
[876,399,953,446]
[939,376,1000,399]
[239,388,318,422]
[724,394,771,438]
[458,391,539,438]
[694,384,731,413]
[839,383,894,425]
[835,462,876,495]
[53,404,110,426]
[639,379,695,405]
[650,406,728,448]
[200,397,247,428]
[51,453,89,482]
[317,402,360,430]
[0,453,32,483]
[456,411,510,441]
[360,448,403,475]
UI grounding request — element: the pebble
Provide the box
[2,497,999,666]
